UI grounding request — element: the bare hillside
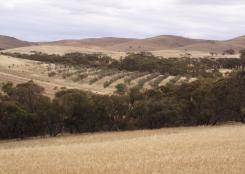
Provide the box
[107,35,210,51]
[44,35,212,52]
[0,35,33,49]
[47,37,136,48]
[179,36,245,52]
[39,35,245,53]
[2,34,245,57]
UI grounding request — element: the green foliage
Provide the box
[124,72,149,84]
[1,72,245,140]
[89,70,116,85]
[167,75,182,85]
[131,97,184,128]
[2,52,113,68]
[0,81,62,139]
[2,52,241,78]
[150,75,167,88]
[137,73,160,88]
[1,82,14,95]
[115,83,127,95]
[104,72,132,88]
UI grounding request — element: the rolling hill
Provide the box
[0,35,33,50]
[2,34,245,55]
[42,35,245,53]
[46,37,136,49]
[106,35,212,51]
[44,35,213,52]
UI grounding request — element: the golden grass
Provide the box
[0,125,245,174]
[4,45,126,60]
[5,45,240,60]
[0,55,117,96]
[0,55,196,97]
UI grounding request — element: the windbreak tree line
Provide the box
[1,52,242,77]
[1,71,245,139]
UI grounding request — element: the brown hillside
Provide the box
[43,35,222,52]
[107,35,212,51]
[47,37,136,48]
[0,35,32,49]
[178,42,244,53]
[4,34,245,54]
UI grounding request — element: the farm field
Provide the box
[0,124,244,174]
[4,45,240,59]
[0,55,195,96]
[4,45,127,60]
[1,1,245,174]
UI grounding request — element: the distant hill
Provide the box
[44,35,245,53]
[45,35,211,51]
[178,36,245,52]
[0,35,33,50]
[2,34,245,53]
[46,37,136,49]
[106,35,213,51]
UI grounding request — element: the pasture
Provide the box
[0,125,244,174]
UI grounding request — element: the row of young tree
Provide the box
[2,51,245,77]
[1,71,245,139]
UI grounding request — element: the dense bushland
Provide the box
[1,71,245,139]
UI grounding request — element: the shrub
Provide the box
[115,83,127,95]
[48,71,56,77]
[150,75,167,88]
[137,73,160,88]
[104,72,132,88]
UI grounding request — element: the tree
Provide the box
[129,86,144,104]
[172,79,214,125]
[240,50,245,70]
[131,97,184,128]
[0,81,60,138]
[54,89,95,132]
[204,73,245,125]
[5,81,48,113]
[38,102,64,136]
[0,101,37,139]
[223,49,235,55]
[1,82,14,95]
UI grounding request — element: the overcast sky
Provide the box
[0,0,245,41]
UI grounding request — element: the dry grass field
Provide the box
[4,45,127,60]
[5,45,240,59]
[0,124,244,174]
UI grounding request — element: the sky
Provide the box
[0,0,245,41]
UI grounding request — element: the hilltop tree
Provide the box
[223,49,235,55]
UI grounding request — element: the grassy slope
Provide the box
[5,45,240,60]
[0,55,195,97]
[0,124,244,174]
